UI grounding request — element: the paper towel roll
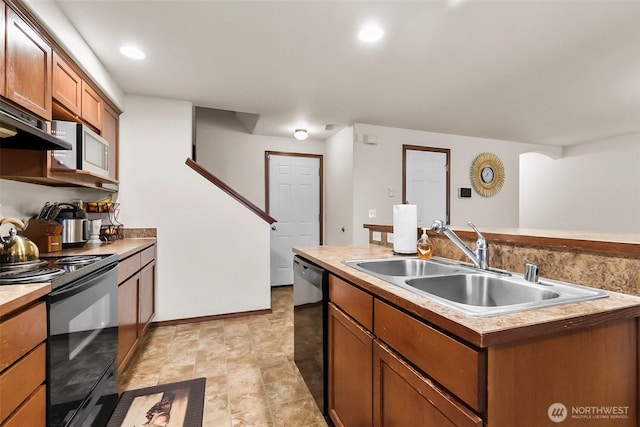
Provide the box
[393,204,417,254]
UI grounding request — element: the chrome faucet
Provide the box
[430,220,488,270]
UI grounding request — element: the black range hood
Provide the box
[0,101,72,151]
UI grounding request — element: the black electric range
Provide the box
[0,254,118,289]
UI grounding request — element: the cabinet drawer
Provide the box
[0,302,46,371]
[329,275,373,331]
[2,385,45,427]
[0,344,46,423]
[374,300,486,412]
[140,245,155,267]
[118,252,141,283]
[373,341,482,427]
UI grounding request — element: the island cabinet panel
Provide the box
[374,299,486,413]
[487,317,638,427]
[328,303,374,427]
[329,274,373,330]
[373,341,482,427]
[5,6,51,120]
[52,50,81,116]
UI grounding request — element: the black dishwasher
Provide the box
[293,255,328,419]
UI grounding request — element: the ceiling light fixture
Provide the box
[294,129,309,141]
[119,45,146,60]
[358,23,384,43]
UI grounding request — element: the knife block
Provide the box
[23,219,63,253]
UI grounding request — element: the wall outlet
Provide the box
[368,209,377,218]
[386,233,394,243]
[372,231,382,242]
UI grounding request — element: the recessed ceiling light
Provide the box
[119,45,146,60]
[294,129,309,141]
[358,23,384,43]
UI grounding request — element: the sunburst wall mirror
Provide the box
[470,152,505,197]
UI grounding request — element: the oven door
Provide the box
[47,263,119,427]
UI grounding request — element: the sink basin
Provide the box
[348,258,465,277]
[405,274,560,307]
[343,257,609,316]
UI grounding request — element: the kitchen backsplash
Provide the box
[364,224,640,297]
[0,179,111,222]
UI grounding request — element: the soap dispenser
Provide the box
[417,227,434,260]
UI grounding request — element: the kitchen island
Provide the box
[294,244,640,427]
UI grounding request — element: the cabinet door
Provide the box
[118,273,139,370]
[139,261,155,337]
[328,303,373,427]
[52,51,81,116]
[373,341,482,427]
[5,7,52,120]
[81,80,102,130]
[102,102,119,181]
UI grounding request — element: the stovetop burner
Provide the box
[0,267,65,285]
[0,259,47,272]
[54,255,101,265]
[0,253,117,288]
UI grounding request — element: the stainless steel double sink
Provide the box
[343,257,608,317]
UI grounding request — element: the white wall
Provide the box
[520,133,640,233]
[350,123,554,244]
[325,126,355,245]
[118,96,271,321]
[0,179,106,235]
[195,108,325,211]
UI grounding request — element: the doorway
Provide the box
[403,145,450,226]
[266,152,323,286]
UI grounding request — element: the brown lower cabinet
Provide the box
[326,272,638,427]
[0,302,47,427]
[117,244,156,373]
[373,341,482,427]
[328,303,373,427]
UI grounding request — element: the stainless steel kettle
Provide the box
[0,218,40,263]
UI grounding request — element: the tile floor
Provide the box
[119,285,328,427]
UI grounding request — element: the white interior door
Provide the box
[406,150,448,226]
[268,154,320,286]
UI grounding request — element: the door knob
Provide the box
[271,225,277,231]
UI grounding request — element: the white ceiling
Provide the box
[50,0,640,146]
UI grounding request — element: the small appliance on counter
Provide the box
[54,202,89,247]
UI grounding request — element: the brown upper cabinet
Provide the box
[1,0,121,190]
[81,80,102,131]
[52,50,82,117]
[4,5,52,120]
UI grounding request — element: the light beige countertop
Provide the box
[0,283,50,318]
[0,238,156,316]
[294,244,640,348]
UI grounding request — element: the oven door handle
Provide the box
[49,263,117,302]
